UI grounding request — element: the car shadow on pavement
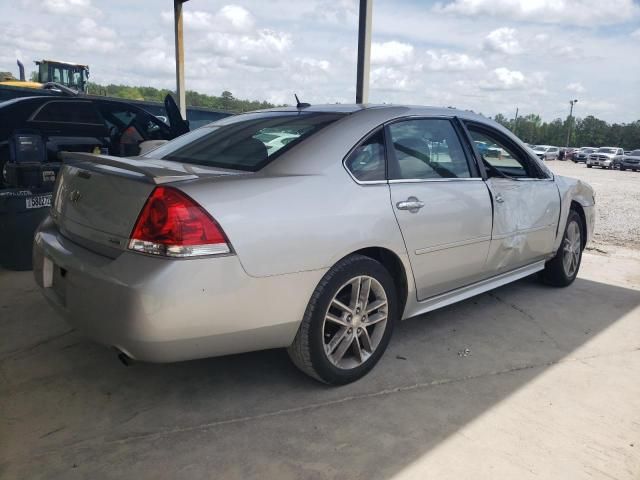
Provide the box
[1,273,639,478]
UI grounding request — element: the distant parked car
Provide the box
[0,94,193,188]
[620,149,640,171]
[586,147,624,169]
[533,145,559,161]
[573,147,596,163]
[564,148,579,161]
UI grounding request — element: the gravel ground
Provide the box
[547,161,640,250]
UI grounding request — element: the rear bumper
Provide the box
[33,216,324,362]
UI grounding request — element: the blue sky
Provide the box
[2,0,639,122]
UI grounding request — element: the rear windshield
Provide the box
[147,111,345,171]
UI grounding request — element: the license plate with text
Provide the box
[26,194,52,209]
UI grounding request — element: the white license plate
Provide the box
[26,194,52,209]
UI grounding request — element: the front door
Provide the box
[387,118,493,301]
[465,123,561,273]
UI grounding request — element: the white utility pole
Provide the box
[174,0,188,119]
[355,0,373,104]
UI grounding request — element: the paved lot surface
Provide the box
[549,161,640,250]
[1,162,639,479]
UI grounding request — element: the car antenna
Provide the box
[294,93,310,109]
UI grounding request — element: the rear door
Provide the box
[26,100,109,161]
[386,117,493,300]
[464,122,560,273]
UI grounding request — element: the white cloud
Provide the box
[160,5,292,69]
[371,41,414,66]
[312,0,358,25]
[424,50,485,71]
[0,24,51,52]
[371,67,413,91]
[75,18,119,53]
[482,67,526,90]
[632,29,640,39]
[296,58,331,72]
[483,27,521,55]
[161,5,255,33]
[22,0,100,16]
[436,0,640,26]
[77,18,115,39]
[198,30,292,68]
[566,82,586,94]
[218,5,255,31]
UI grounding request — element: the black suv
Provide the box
[0,95,226,188]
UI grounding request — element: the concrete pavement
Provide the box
[1,247,639,479]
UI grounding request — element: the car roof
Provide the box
[242,103,493,123]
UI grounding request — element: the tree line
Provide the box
[86,82,276,113]
[493,113,640,150]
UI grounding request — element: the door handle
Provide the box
[396,197,424,212]
[495,193,505,204]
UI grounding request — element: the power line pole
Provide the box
[513,107,519,134]
[355,0,373,104]
[566,99,578,148]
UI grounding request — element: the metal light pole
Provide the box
[513,107,519,134]
[566,99,578,148]
[174,0,189,119]
[355,0,373,104]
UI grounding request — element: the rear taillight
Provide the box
[128,186,231,257]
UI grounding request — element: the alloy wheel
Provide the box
[322,275,388,369]
[563,220,581,277]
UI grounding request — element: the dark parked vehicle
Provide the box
[620,150,640,171]
[0,94,201,188]
[573,147,596,163]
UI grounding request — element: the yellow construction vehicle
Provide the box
[0,59,89,93]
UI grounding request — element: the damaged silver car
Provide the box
[33,104,596,384]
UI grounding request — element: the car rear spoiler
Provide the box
[61,152,200,184]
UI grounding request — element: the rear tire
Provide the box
[540,210,584,287]
[288,254,398,384]
[586,164,592,168]
[620,166,626,171]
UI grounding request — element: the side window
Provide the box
[98,104,167,140]
[388,119,471,180]
[467,126,538,178]
[32,101,103,125]
[345,129,386,182]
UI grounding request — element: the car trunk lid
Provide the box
[51,152,242,256]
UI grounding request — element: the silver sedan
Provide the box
[33,105,596,384]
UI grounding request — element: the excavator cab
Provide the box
[35,60,89,93]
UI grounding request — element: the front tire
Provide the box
[587,164,592,168]
[288,255,398,384]
[540,210,583,287]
